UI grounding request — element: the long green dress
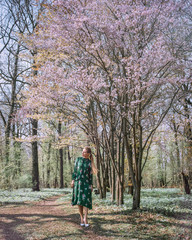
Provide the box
[71,157,93,209]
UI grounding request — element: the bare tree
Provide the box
[0,0,45,189]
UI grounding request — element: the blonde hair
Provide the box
[84,146,97,175]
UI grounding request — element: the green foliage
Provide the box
[15,174,33,188]
[142,128,187,188]
[90,188,192,216]
[0,140,32,189]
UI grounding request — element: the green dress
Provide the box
[71,157,93,209]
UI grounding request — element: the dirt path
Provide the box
[0,195,108,240]
[0,195,192,240]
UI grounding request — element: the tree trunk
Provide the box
[124,123,141,209]
[181,172,190,194]
[170,151,176,186]
[54,150,59,188]
[95,139,102,198]
[99,145,107,198]
[184,99,192,191]
[67,145,72,176]
[108,153,112,194]
[172,119,181,185]
[186,140,192,191]
[58,121,64,188]
[133,156,142,209]
[46,142,51,188]
[116,178,120,205]
[41,155,45,187]
[111,125,116,202]
[31,118,40,191]
[111,164,116,202]
[12,122,21,182]
[132,181,141,209]
[116,138,120,205]
[120,138,125,204]
[116,136,124,205]
[59,147,64,188]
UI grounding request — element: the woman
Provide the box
[71,147,97,227]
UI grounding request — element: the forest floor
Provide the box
[0,189,191,240]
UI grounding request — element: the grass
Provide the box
[0,188,68,205]
[1,187,191,215]
[59,187,192,239]
[82,188,191,215]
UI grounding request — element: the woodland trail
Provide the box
[0,194,191,240]
[0,195,108,240]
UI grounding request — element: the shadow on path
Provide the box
[0,195,191,240]
[0,195,109,240]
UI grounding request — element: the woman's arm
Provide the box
[71,179,75,188]
[89,167,93,191]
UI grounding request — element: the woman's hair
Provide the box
[84,146,97,175]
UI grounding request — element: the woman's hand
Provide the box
[71,180,74,188]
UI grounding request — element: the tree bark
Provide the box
[12,122,21,182]
[110,121,116,202]
[133,181,141,209]
[116,138,120,205]
[58,121,64,188]
[31,118,40,191]
[172,118,181,184]
[184,98,192,191]
[46,142,51,188]
[54,149,59,188]
[181,172,190,194]
[120,138,125,204]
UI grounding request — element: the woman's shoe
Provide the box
[80,223,85,226]
[85,224,89,227]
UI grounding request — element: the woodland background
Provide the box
[0,0,192,210]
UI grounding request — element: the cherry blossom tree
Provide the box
[21,0,191,208]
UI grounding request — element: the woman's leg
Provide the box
[83,207,89,224]
[78,205,84,223]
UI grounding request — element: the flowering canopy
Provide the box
[21,0,190,139]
